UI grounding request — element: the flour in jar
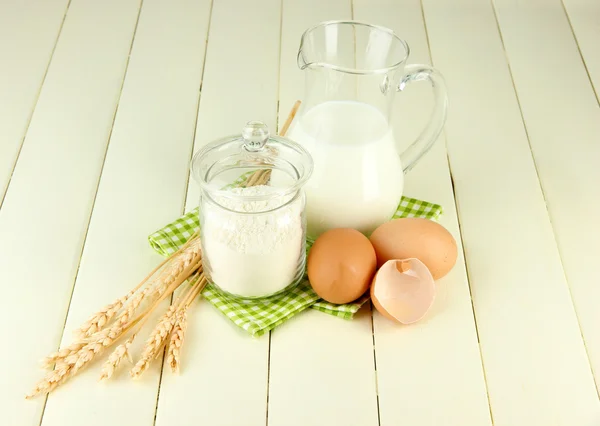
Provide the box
[202,185,305,298]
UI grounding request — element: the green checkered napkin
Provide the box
[148,196,442,337]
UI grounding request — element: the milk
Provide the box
[288,100,404,237]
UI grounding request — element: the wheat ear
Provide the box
[32,259,201,396]
[166,275,207,373]
[27,323,128,398]
[125,260,201,378]
[152,237,202,297]
[41,341,87,370]
[99,333,136,381]
[98,262,203,381]
[166,310,187,374]
[112,238,201,330]
[73,233,199,339]
[130,306,177,378]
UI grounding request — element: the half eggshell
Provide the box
[371,258,436,324]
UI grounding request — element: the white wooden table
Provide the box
[1,0,599,425]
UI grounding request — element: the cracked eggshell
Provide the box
[370,218,457,280]
[371,258,436,324]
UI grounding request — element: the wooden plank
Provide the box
[267,2,379,425]
[39,0,212,425]
[493,0,600,393]
[276,0,354,122]
[154,1,281,425]
[352,1,493,425]
[421,0,600,425]
[0,0,69,203]
[0,0,142,424]
[562,0,600,99]
[269,308,379,426]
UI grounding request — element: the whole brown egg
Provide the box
[369,218,457,280]
[307,228,377,304]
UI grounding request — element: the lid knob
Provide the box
[242,121,270,152]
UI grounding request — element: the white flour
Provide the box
[202,185,304,298]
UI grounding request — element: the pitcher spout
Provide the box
[297,20,409,75]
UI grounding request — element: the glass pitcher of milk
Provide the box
[287,21,448,238]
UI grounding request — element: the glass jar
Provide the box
[190,121,313,299]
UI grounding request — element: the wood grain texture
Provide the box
[155,1,281,425]
[269,308,379,426]
[562,0,600,100]
[39,0,212,424]
[493,0,600,392]
[353,1,493,425]
[0,0,141,424]
[0,0,69,203]
[422,0,600,424]
[267,1,379,425]
[1,1,599,424]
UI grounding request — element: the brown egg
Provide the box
[371,258,436,324]
[370,218,457,280]
[307,228,377,304]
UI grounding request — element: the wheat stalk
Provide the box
[107,236,201,332]
[72,233,199,339]
[130,306,176,378]
[166,310,187,374]
[124,260,200,379]
[28,324,127,398]
[31,259,201,396]
[99,261,203,380]
[166,275,207,373]
[113,286,152,327]
[130,264,204,379]
[99,334,136,381]
[40,252,202,371]
[41,341,86,370]
[28,101,301,398]
[153,238,202,296]
[73,297,126,339]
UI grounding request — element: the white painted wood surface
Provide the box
[157,1,280,425]
[0,0,69,202]
[353,1,492,425]
[0,0,141,424]
[562,0,600,99]
[268,2,380,426]
[40,0,211,425]
[1,0,599,425]
[422,0,599,425]
[493,0,600,390]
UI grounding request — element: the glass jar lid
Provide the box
[190,121,313,201]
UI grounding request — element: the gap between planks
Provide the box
[418,0,496,422]
[443,155,497,426]
[36,1,146,424]
[178,0,216,217]
[349,3,382,424]
[150,1,216,424]
[369,301,382,426]
[0,0,73,211]
[264,1,286,424]
[558,0,600,106]
[488,0,598,395]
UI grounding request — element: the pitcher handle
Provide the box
[397,64,448,173]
